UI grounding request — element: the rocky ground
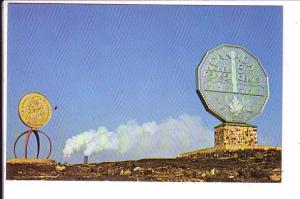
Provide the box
[6,148,281,182]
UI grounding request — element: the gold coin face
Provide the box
[18,92,52,129]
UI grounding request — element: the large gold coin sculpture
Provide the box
[18,92,52,129]
[14,92,52,159]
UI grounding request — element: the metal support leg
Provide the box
[13,129,52,159]
[24,130,32,158]
[33,130,41,158]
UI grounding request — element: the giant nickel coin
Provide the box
[18,92,52,129]
[196,44,269,123]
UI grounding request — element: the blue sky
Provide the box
[7,4,282,163]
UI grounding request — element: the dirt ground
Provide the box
[6,148,281,182]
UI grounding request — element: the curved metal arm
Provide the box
[14,130,31,158]
[32,130,40,158]
[36,130,52,159]
[13,129,52,159]
[24,131,32,158]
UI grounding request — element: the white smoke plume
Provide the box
[63,114,213,160]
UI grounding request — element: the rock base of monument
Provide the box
[214,123,257,147]
[6,158,55,165]
[180,145,281,157]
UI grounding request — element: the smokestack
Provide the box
[84,156,88,164]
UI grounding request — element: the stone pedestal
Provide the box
[214,123,257,147]
[6,158,55,165]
